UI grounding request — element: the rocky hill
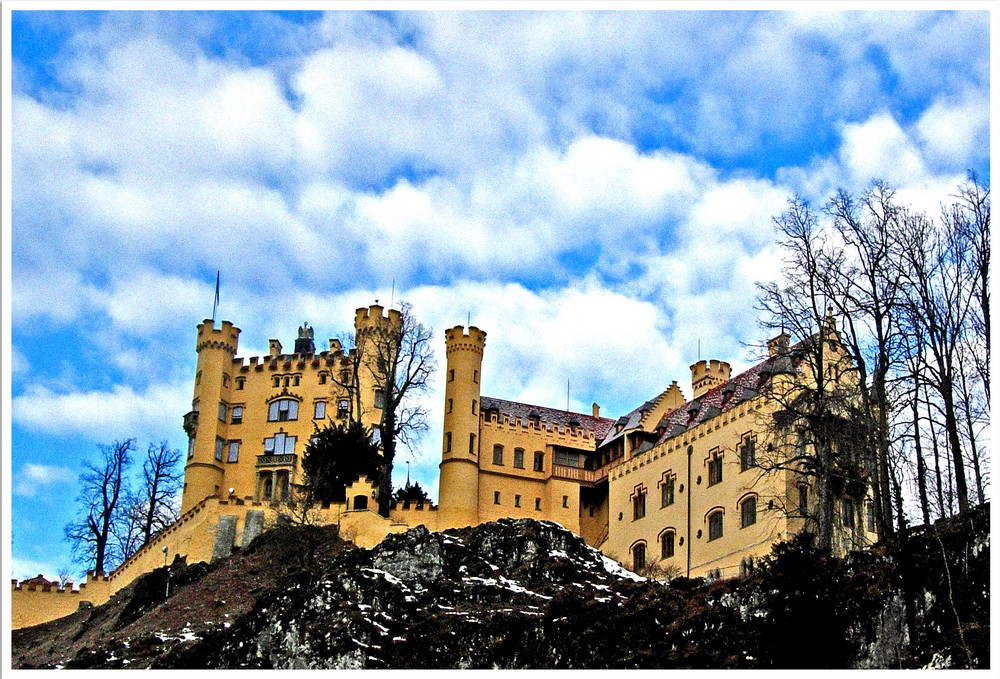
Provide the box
[11,505,989,669]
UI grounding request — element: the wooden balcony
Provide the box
[551,463,610,486]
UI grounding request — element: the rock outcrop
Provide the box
[11,505,990,669]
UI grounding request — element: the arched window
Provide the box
[268,398,299,422]
[740,495,757,528]
[708,510,724,541]
[631,542,646,571]
[660,530,675,559]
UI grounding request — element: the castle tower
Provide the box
[690,359,732,399]
[181,319,240,514]
[438,325,486,528]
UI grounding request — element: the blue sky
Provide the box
[4,8,990,580]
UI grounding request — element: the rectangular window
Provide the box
[798,485,808,515]
[269,399,298,422]
[709,511,724,541]
[314,401,326,419]
[445,432,452,453]
[562,495,569,508]
[708,454,723,486]
[227,441,240,463]
[661,476,675,507]
[740,438,756,472]
[513,448,525,469]
[633,544,646,571]
[473,369,478,383]
[219,403,227,422]
[472,399,477,415]
[448,369,455,382]
[514,494,521,508]
[231,406,243,424]
[447,398,453,414]
[661,532,675,559]
[187,437,195,459]
[374,389,385,409]
[741,497,757,528]
[319,372,327,384]
[633,488,646,520]
[554,450,582,468]
[215,437,224,461]
[264,433,297,455]
[493,445,504,465]
[494,491,501,505]
[236,377,245,390]
[533,451,544,472]
[469,433,476,455]
[843,499,854,528]
[535,498,541,510]
[338,400,349,417]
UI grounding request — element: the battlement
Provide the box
[355,304,403,334]
[690,359,731,399]
[196,319,240,354]
[445,325,487,353]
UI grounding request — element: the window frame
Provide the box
[231,405,243,425]
[708,510,724,541]
[707,451,723,486]
[632,485,647,521]
[740,435,756,472]
[227,441,240,463]
[533,451,545,472]
[314,401,327,420]
[268,398,299,422]
[660,474,675,507]
[493,444,504,466]
[513,448,525,469]
[660,530,675,559]
[740,495,757,528]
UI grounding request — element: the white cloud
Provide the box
[915,92,990,172]
[10,556,65,584]
[840,113,927,187]
[12,381,191,443]
[13,463,77,498]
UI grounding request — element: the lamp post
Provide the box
[162,546,170,600]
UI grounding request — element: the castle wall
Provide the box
[10,573,113,630]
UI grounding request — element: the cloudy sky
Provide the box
[4,8,990,580]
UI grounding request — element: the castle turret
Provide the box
[690,359,731,399]
[182,320,240,513]
[438,325,486,528]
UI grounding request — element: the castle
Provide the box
[11,303,877,628]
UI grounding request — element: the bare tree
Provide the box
[823,182,907,538]
[136,442,183,545]
[362,302,436,517]
[756,198,871,551]
[64,439,134,574]
[897,209,975,514]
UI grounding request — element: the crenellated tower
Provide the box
[182,319,240,513]
[437,325,486,528]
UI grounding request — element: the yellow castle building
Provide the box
[11,303,877,628]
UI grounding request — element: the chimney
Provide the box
[592,403,600,418]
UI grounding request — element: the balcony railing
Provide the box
[256,454,297,468]
[551,464,610,485]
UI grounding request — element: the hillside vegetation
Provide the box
[12,504,989,669]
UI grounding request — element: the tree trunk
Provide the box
[939,376,969,514]
[957,366,985,505]
[911,390,931,526]
[377,411,396,518]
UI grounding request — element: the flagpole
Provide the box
[212,271,220,324]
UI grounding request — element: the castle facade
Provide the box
[12,303,877,628]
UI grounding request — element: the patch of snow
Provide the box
[549,549,569,559]
[601,555,646,581]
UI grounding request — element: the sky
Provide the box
[3,7,991,581]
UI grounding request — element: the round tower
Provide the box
[182,319,240,514]
[438,325,486,528]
